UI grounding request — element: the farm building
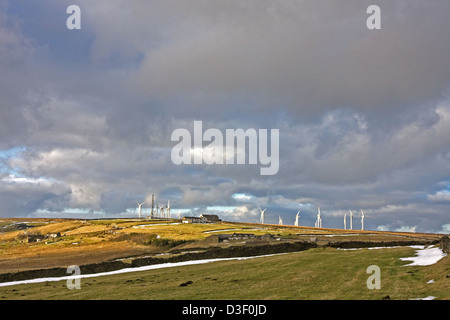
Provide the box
[200,214,221,222]
[182,216,207,224]
[27,234,46,243]
[182,214,221,224]
[230,233,255,240]
[24,232,62,243]
[203,233,257,243]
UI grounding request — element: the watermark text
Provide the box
[171,121,279,175]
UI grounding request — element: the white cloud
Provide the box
[427,190,450,202]
[1,174,55,186]
[218,205,258,222]
[377,225,417,233]
[395,226,417,233]
[232,193,255,202]
[441,224,450,234]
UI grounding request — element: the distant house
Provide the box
[16,223,30,230]
[203,234,232,243]
[182,214,221,224]
[230,233,255,240]
[261,233,276,240]
[48,232,61,238]
[200,214,221,223]
[203,233,255,243]
[182,216,207,224]
[25,232,61,243]
[27,234,46,243]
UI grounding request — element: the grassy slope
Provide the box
[0,218,330,272]
[0,246,448,300]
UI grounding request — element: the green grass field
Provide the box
[1,246,448,300]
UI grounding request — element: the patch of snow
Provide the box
[338,245,415,251]
[409,296,436,300]
[399,245,447,266]
[369,245,425,250]
[427,279,435,284]
[339,245,429,251]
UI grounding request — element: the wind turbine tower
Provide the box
[361,209,365,230]
[136,200,145,219]
[315,207,322,228]
[344,213,347,230]
[151,194,155,219]
[294,210,300,226]
[167,200,171,218]
[319,210,322,228]
[349,210,353,230]
[278,215,283,225]
[259,208,266,224]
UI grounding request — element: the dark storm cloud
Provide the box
[123,0,450,118]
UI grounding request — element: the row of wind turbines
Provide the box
[259,207,366,230]
[135,194,172,219]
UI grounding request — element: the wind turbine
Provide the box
[294,210,301,226]
[361,209,365,230]
[166,200,171,218]
[315,207,322,228]
[151,194,155,219]
[319,210,322,228]
[315,209,318,228]
[349,210,353,230]
[278,215,283,225]
[136,200,145,219]
[259,208,266,224]
[344,213,347,230]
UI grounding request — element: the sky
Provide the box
[0,0,449,233]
